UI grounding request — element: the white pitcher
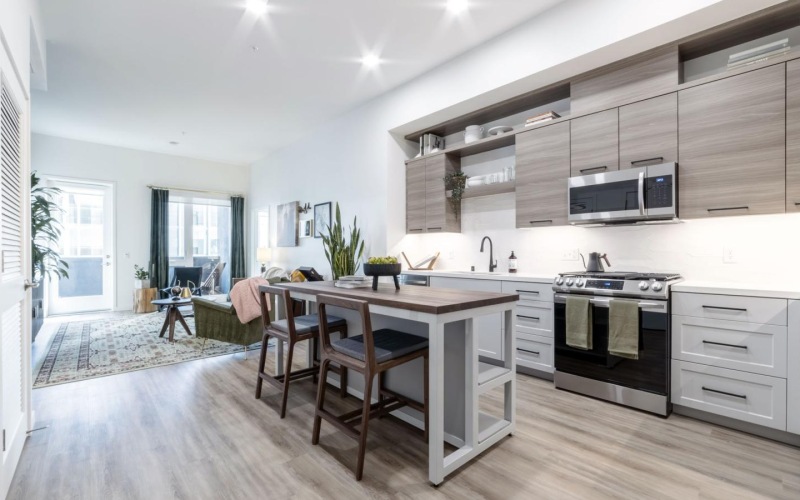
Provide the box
[464,125,484,144]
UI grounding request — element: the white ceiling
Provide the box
[32,0,566,165]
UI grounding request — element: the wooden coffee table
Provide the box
[152,298,193,343]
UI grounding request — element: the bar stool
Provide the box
[312,294,429,481]
[255,286,349,418]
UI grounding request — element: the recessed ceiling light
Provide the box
[245,0,268,16]
[361,53,381,68]
[446,0,468,14]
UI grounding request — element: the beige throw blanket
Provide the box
[229,277,269,324]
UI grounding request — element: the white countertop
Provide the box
[672,281,800,300]
[402,269,554,284]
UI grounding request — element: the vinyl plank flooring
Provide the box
[9,345,800,499]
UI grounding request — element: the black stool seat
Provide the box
[332,329,428,363]
[271,313,346,335]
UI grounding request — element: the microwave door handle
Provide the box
[638,170,645,216]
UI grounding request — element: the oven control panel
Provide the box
[585,279,624,290]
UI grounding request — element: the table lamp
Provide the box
[257,247,272,273]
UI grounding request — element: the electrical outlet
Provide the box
[561,248,580,261]
[723,246,737,264]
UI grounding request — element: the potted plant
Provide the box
[444,171,468,220]
[134,264,151,289]
[321,203,365,280]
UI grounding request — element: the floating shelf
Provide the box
[478,412,511,444]
[447,181,516,200]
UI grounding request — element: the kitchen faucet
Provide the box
[480,236,498,273]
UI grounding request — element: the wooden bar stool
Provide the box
[312,294,429,481]
[255,286,348,418]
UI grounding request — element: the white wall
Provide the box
[32,134,250,310]
[249,0,783,280]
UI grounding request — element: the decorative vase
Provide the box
[362,263,402,291]
[134,279,151,289]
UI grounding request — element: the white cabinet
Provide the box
[788,300,800,435]
[502,280,554,374]
[672,291,794,434]
[429,277,504,361]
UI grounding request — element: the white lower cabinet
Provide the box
[429,277,504,361]
[671,360,787,430]
[788,300,800,434]
[502,280,554,375]
[516,335,553,372]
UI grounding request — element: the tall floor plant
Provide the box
[31,172,69,281]
[321,203,365,280]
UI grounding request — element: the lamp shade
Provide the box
[256,247,272,263]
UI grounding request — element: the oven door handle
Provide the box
[638,170,646,216]
[553,294,666,311]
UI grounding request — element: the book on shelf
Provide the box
[525,111,561,126]
[419,133,444,155]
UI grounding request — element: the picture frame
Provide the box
[300,219,313,238]
[313,202,331,239]
[276,201,299,247]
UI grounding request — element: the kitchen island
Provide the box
[271,281,519,485]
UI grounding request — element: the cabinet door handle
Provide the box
[516,290,540,295]
[795,202,800,206]
[579,166,607,173]
[702,305,747,312]
[409,228,424,232]
[707,206,749,213]
[427,227,442,231]
[631,157,664,166]
[528,220,552,225]
[702,340,748,350]
[517,315,540,321]
[518,348,540,356]
[702,386,747,400]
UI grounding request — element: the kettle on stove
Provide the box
[581,252,611,272]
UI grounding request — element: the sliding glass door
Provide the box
[168,193,231,294]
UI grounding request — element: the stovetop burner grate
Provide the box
[558,271,682,281]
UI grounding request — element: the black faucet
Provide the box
[480,236,498,273]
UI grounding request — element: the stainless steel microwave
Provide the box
[567,162,677,225]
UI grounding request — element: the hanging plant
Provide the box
[31,172,69,282]
[321,203,365,280]
[444,171,468,220]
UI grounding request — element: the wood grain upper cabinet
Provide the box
[788,60,800,212]
[406,159,426,233]
[570,109,619,176]
[619,93,677,169]
[678,64,786,219]
[416,154,460,233]
[515,121,570,228]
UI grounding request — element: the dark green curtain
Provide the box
[149,189,170,290]
[230,196,246,286]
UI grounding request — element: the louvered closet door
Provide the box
[0,64,31,497]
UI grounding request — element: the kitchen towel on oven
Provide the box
[609,299,640,359]
[566,296,593,350]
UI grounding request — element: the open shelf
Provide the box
[477,361,514,394]
[478,412,511,444]
[448,181,516,200]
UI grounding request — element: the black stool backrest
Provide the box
[317,294,376,370]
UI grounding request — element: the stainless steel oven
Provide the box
[568,162,677,225]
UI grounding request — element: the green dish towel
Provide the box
[609,299,640,359]
[566,296,592,350]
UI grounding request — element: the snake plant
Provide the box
[321,203,365,280]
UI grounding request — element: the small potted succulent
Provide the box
[134,264,151,289]
[363,256,401,291]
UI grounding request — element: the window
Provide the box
[168,193,232,293]
[252,208,269,274]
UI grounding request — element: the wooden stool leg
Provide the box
[158,310,170,338]
[424,353,429,442]
[312,336,319,385]
[356,373,374,481]
[255,332,270,399]
[168,308,177,343]
[377,372,386,419]
[339,326,348,398]
[312,359,331,445]
[279,340,295,419]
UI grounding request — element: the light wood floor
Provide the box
[10,348,800,499]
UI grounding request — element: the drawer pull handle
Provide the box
[707,206,749,213]
[702,305,747,312]
[427,227,442,231]
[517,315,540,321]
[517,290,540,295]
[518,348,540,356]
[580,166,607,173]
[702,340,748,350]
[702,387,747,400]
[409,228,424,232]
[631,157,664,166]
[529,220,553,225]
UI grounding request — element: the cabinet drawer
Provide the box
[671,360,787,430]
[672,292,787,326]
[673,315,787,377]
[515,303,553,338]
[517,335,553,373]
[502,280,554,303]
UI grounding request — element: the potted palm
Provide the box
[320,203,365,280]
[134,264,151,289]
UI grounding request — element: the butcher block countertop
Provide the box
[271,281,519,315]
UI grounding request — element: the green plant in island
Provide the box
[367,256,398,265]
[31,172,69,282]
[444,171,468,219]
[321,203,365,280]
[134,264,150,280]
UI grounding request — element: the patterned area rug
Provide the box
[34,312,261,388]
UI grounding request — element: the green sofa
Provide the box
[191,295,268,348]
